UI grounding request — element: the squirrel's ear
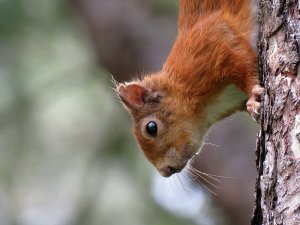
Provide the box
[117,82,160,109]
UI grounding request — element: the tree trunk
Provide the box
[252,0,300,224]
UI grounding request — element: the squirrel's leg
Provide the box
[240,74,265,122]
[226,60,264,121]
[246,83,265,122]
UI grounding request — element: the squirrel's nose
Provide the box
[160,166,179,177]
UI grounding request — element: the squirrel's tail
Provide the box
[179,0,256,36]
[180,0,254,16]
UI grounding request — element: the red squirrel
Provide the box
[116,0,264,177]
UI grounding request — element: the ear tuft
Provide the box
[117,83,148,108]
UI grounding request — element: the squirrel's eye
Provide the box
[146,121,157,136]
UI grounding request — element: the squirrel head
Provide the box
[116,74,205,177]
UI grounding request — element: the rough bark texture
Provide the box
[252,0,300,224]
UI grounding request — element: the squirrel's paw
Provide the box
[246,85,265,122]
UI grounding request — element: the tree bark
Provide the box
[252,0,300,224]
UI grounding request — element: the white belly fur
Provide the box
[204,85,248,126]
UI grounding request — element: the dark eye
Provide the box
[146,121,157,136]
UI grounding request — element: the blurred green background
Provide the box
[0,0,259,225]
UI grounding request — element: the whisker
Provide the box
[190,153,200,164]
[176,174,192,199]
[109,73,118,87]
[187,166,221,183]
[180,173,198,195]
[162,178,166,200]
[203,142,220,148]
[173,174,181,190]
[187,165,236,179]
[193,151,203,163]
[187,168,220,189]
[160,178,163,197]
[186,169,218,196]
[168,177,176,193]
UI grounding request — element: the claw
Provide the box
[246,85,264,122]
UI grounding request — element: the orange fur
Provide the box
[116,0,261,177]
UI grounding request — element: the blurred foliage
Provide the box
[0,0,258,224]
[0,0,197,224]
[144,0,179,15]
